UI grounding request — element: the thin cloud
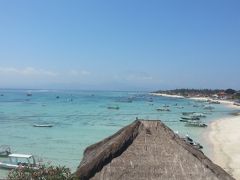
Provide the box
[69,70,91,76]
[0,67,93,88]
[0,67,91,78]
[0,67,58,77]
[124,72,154,82]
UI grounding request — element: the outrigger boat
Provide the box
[176,106,184,109]
[182,112,206,118]
[175,132,203,150]
[208,100,220,104]
[26,91,32,96]
[181,136,203,150]
[192,113,206,118]
[0,145,11,157]
[181,116,200,121]
[182,112,195,116]
[156,108,170,112]
[185,121,207,128]
[203,105,215,110]
[0,153,37,170]
[116,97,133,103]
[33,124,53,127]
[107,106,120,110]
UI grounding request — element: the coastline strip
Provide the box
[208,116,240,179]
[150,93,184,98]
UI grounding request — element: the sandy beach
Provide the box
[153,93,240,109]
[187,96,240,179]
[189,97,240,110]
[208,115,240,179]
[150,93,184,98]
[153,94,240,179]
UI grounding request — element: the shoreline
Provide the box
[151,93,240,109]
[207,116,240,179]
[188,96,240,110]
[150,93,184,99]
[151,92,240,179]
[189,93,240,178]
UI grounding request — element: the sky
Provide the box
[0,0,240,91]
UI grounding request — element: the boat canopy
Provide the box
[9,154,32,158]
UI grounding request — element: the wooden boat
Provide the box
[0,145,11,157]
[193,104,200,108]
[116,98,133,103]
[176,106,184,109]
[147,98,153,102]
[234,102,240,106]
[182,136,203,150]
[33,124,53,127]
[26,92,32,96]
[185,121,207,128]
[192,113,206,118]
[203,105,214,110]
[107,106,120,110]
[156,108,170,112]
[180,119,188,122]
[0,153,37,170]
[182,112,195,116]
[181,116,200,121]
[208,100,220,104]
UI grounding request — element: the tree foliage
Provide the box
[154,89,225,96]
[225,88,236,95]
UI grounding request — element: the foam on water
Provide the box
[0,90,234,178]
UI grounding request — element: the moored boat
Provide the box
[182,112,195,116]
[0,145,11,157]
[26,91,32,96]
[185,121,207,127]
[181,116,200,121]
[0,153,37,170]
[234,101,240,106]
[156,108,170,112]
[107,106,120,110]
[183,136,203,150]
[203,105,214,110]
[33,124,53,127]
[208,100,220,104]
[192,113,206,118]
[176,106,184,109]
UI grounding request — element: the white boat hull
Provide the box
[0,162,18,170]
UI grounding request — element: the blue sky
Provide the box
[0,0,239,90]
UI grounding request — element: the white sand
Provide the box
[188,97,209,101]
[151,92,240,178]
[208,116,240,179]
[218,100,240,110]
[150,93,184,98]
[189,97,240,109]
[152,94,240,109]
[189,96,240,178]
[157,94,240,178]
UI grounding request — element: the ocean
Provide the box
[0,90,235,178]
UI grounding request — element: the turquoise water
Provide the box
[0,90,234,178]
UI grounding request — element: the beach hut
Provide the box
[75,120,234,180]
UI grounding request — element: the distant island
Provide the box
[153,88,240,100]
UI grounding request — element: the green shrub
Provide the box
[7,164,75,180]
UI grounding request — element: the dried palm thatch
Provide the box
[75,120,234,180]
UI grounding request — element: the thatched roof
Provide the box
[75,120,234,180]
